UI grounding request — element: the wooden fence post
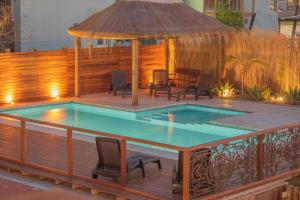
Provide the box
[120,139,127,187]
[183,150,190,200]
[75,37,81,97]
[257,135,264,180]
[67,128,73,176]
[131,39,139,106]
[20,120,26,163]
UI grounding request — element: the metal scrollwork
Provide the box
[264,127,300,176]
[190,126,300,197]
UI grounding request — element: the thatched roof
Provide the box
[67,0,233,39]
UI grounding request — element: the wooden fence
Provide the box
[175,30,300,92]
[0,43,166,103]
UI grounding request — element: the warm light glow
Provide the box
[44,108,66,121]
[50,87,59,99]
[5,95,13,104]
[223,89,230,97]
[276,96,283,102]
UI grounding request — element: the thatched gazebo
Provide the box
[67,0,232,106]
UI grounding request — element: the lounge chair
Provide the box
[109,70,131,98]
[197,74,214,99]
[172,148,215,197]
[92,137,162,181]
[150,69,171,97]
[168,68,200,101]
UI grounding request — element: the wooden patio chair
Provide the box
[109,70,131,98]
[168,68,214,101]
[168,68,200,101]
[150,69,171,97]
[172,148,215,197]
[92,137,162,181]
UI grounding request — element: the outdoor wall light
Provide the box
[5,95,14,104]
[51,88,60,100]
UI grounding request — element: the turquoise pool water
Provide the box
[1,103,251,148]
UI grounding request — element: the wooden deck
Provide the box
[0,121,181,200]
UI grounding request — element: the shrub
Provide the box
[284,87,300,105]
[246,87,271,101]
[214,82,235,97]
[225,56,265,96]
[216,4,244,30]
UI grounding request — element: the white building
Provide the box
[185,0,279,31]
[12,0,114,51]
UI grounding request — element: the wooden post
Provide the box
[165,38,170,82]
[182,150,190,200]
[120,139,127,186]
[67,128,73,176]
[286,185,293,200]
[20,120,26,163]
[168,38,175,75]
[75,37,81,97]
[257,135,264,180]
[132,39,139,106]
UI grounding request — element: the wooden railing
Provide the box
[0,111,300,200]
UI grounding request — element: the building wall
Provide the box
[13,0,114,51]
[184,0,279,31]
[244,0,278,31]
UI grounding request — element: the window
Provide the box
[97,39,107,46]
[140,38,160,45]
[115,39,132,46]
[205,0,243,12]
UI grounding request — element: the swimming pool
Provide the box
[1,103,252,148]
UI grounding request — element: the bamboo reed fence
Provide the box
[175,30,300,92]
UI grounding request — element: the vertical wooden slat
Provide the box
[67,128,73,176]
[182,150,190,200]
[165,38,170,81]
[287,185,293,200]
[20,120,26,163]
[120,139,127,187]
[293,186,299,200]
[168,38,175,75]
[132,39,139,106]
[257,135,264,180]
[75,37,81,97]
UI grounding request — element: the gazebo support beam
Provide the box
[132,39,139,106]
[75,37,81,97]
[165,38,170,81]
